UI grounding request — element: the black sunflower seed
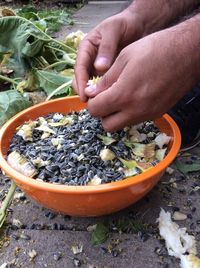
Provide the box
[8,109,163,186]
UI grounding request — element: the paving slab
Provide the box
[0,230,175,268]
[55,1,129,38]
[1,2,200,268]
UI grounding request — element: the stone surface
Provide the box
[55,2,129,38]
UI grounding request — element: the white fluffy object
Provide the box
[180,254,200,268]
[157,209,197,258]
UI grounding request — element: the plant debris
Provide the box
[71,243,83,255]
[28,249,37,260]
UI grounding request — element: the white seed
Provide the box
[100,148,115,161]
[172,211,187,221]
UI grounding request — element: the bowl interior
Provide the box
[0,96,181,192]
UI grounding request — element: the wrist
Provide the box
[125,1,172,35]
[125,0,200,36]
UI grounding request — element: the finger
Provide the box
[94,28,120,73]
[87,76,127,118]
[101,107,147,132]
[75,35,100,101]
[72,77,78,94]
[101,111,131,132]
[85,52,126,98]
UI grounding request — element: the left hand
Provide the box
[86,29,198,132]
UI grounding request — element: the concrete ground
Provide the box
[1,2,200,268]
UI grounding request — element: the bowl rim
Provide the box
[0,96,181,194]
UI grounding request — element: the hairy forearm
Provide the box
[126,0,200,35]
[166,12,200,83]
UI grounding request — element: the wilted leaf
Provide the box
[0,16,74,77]
[124,140,134,149]
[175,159,200,174]
[91,223,109,245]
[119,158,137,169]
[0,90,31,126]
[17,7,74,35]
[97,134,116,145]
[132,143,155,158]
[35,70,72,96]
[156,148,167,161]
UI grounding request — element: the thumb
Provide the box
[94,28,120,73]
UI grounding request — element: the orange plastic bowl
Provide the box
[0,96,181,216]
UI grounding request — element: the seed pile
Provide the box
[7,109,171,186]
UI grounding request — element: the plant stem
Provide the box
[46,80,72,101]
[45,45,67,54]
[11,16,76,53]
[54,39,76,54]
[0,180,17,228]
[43,61,69,70]
[39,56,49,67]
[1,181,17,213]
[0,74,18,85]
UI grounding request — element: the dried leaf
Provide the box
[132,143,155,158]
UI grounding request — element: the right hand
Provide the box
[74,10,144,101]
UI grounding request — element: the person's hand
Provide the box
[74,10,144,101]
[86,29,198,132]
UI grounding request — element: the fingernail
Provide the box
[85,84,97,94]
[95,57,109,68]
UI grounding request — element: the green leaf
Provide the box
[91,223,109,246]
[35,70,72,96]
[175,159,200,174]
[97,134,116,145]
[124,140,134,149]
[0,16,50,75]
[17,7,74,35]
[0,16,75,77]
[17,6,38,17]
[119,158,137,169]
[0,90,31,126]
